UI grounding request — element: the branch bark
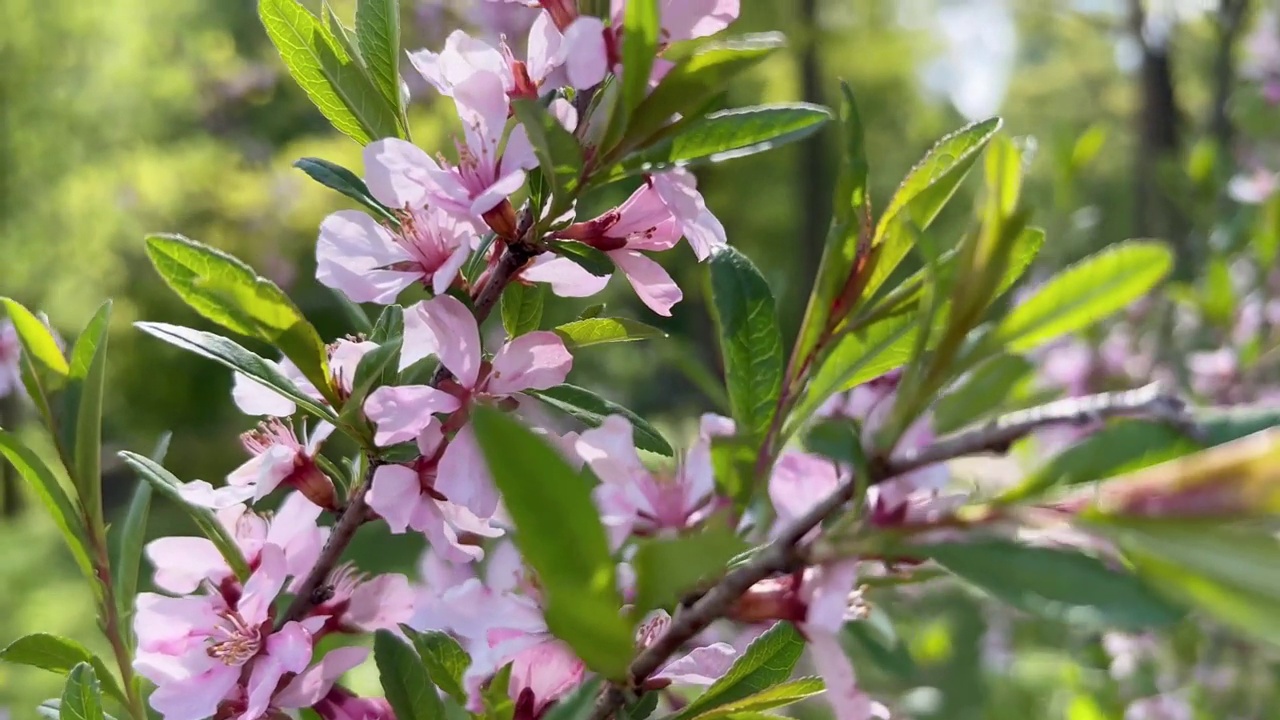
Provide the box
[586,384,1194,720]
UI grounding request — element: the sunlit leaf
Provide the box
[529,384,674,456]
[676,622,805,720]
[553,318,666,349]
[0,636,125,708]
[709,246,784,447]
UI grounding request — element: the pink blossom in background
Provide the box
[313,565,416,633]
[231,339,377,416]
[1227,166,1278,205]
[0,320,21,400]
[1243,10,1280,103]
[638,610,739,685]
[609,0,740,44]
[798,562,888,720]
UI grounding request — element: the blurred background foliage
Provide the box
[4,0,1280,716]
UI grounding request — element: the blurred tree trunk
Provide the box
[0,395,21,517]
[1210,0,1248,154]
[796,0,831,302]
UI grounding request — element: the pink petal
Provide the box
[402,295,482,386]
[145,537,230,595]
[276,646,371,709]
[806,631,878,720]
[411,497,485,563]
[148,666,239,720]
[482,541,524,593]
[652,169,727,261]
[803,560,860,633]
[655,643,738,685]
[177,479,255,510]
[241,623,313,720]
[133,593,224,652]
[469,168,529,217]
[486,331,573,396]
[329,340,378,396]
[365,385,461,446]
[240,544,288,625]
[364,138,442,209]
[661,0,740,42]
[575,416,650,489]
[769,452,844,527]
[226,445,298,503]
[232,371,297,417]
[433,241,475,296]
[608,249,683,316]
[509,640,587,712]
[519,255,611,298]
[368,465,425,534]
[435,425,499,518]
[345,573,416,631]
[608,182,681,251]
[316,210,417,304]
[504,124,539,174]
[561,16,608,89]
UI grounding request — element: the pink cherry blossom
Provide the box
[316,206,476,303]
[651,169,728,262]
[410,29,514,97]
[577,414,724,547]
[798,563,887,720]
[366,456,504,563]
[768,451,845,537]
[273,646,372,713]
[184,419,337,510]
[1227,167,1278,205]
[313,565,416,633]
[508,12,607,96]
[638,610,739,686]
[232,339,376,416]
[311,687,396,720]
[0,320,20,400]
[610,0,740,44]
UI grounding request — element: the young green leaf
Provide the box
[616,104,833,176]
[59,663,105,720]
[692,677,825,719]
[501,283,547,337]
[338,336,402,425]
[625,33,786,149]
[632,524,748,615]
[708,246,784,447]
[553,317,666,349]
[841,608,918,681]
[512,99,584,217]
[259,0,403,143]
[0,298,68,404]
[470,407,633,678]
[111,457,157,633]
[931,353,1033,433]
[355,0,403,118]
[118,451,251,581]
[994,241,1173,353]
[374,630,445,720]
[369,304,405,343]
[62,301,111,529]
[145,234,333,404]
[620,0,659,118]
[134,322,336,422]
[0,636,126,708]
[403,627,470,705]
[547,241,615,277]
[529,384,674,456]
[0,432,93,580]
[920,540,1184,630]
[675,622,805,720]
[294,157,398,224]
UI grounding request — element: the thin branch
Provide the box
[586,383,1195,720]
[281,237,539,625]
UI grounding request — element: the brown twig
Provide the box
[280,237,539,625]
[585,383,1195,720]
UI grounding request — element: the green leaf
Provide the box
[841,608,917,680]
[543,678,606,720]
[374,630,445,720]
[118,451,250,581]
[38,701,116,720]
[1002,421,1200,502]
[919,540,1184,631]
[693,677,825,719]
[111,434,167,633]
[676,622,805,720]
[259,0,403,143]
[1197,405,1280,446]
[553,318,666,349]
[790,86,870,381]
[620,0,658,118]
[369,304,405,343]
[548,241,615,277]
[134,322,336,422]
[513,99,583,217]
[994,241,1174,353]
[0,636,125,708]
[632,524,748,615]
[294,157,398,224]
[862,117,1003,301]
[626,692,660,720]
[339,336,402,423]
[355,0,402,117]
[529,384,674,456]
[625,33,785,148]
[501,283,546,337]
[471,408,633,678]
[708,246,784,447]
[993,226,1046,297]
[617,104,833,176]
[403,628,470,705]
[0,297,68,380]
[931,354,1033,434]
[145,234,334,404]
[0,432,92,580]
[577,303,607,320]
[483,663,515,720]
[59,663,104,720]
[63,301,111,528]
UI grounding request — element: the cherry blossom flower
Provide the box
[577,414,726,546]
[273,647,380,717]
[183,419,337,510]
[232,338,377,417]
[637,610,738,686]
[145,492,327,596]
[799,564,888,720]
[1227,166,1278,205]
[609,0,740,44]
[312,565,416,633]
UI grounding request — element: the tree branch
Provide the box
[281,237,539,625]
[586,383,1194,720]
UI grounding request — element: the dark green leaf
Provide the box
[994,241,1173,353]
[339,336,402,423]
[259,0,403,143]
[932,354,1033,433]
[294,157,398,224]
[920,540,1184,630]
[145,234,334,405]
[618,104,833,176]
[625,34,785,148]
[710,434,755,508]
[59,663,104,720]
[676,622,805,720]
[841,609,917,680]
[620,0,658,117]
[626,693,660,720]
[374,630,445,720]
[803,419,861,465]
[513,99,583,217]
[577,303,607,320]
[111,434,166,634]
[553,318,666,349]
[0,636,125,708]
[0,432,92,579]
[501,283,547,337]
[134,322,335,422]
[472,408,633,678]
[118,451,250,581]
[370,304,405,343]
[65,301,111,528]
[708,246,783,447]
[483,663,515,720]
[37,701,117,720]
[529,384,674,456]
[543,678,606,720]
[693,677,825,718]
[355,0,403,116]
[632,524,748,614]
[548,241,615,277]
[1197,406,1280,446]
[403,627,470,705]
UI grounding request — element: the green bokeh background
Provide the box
[3,0,1278,716]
